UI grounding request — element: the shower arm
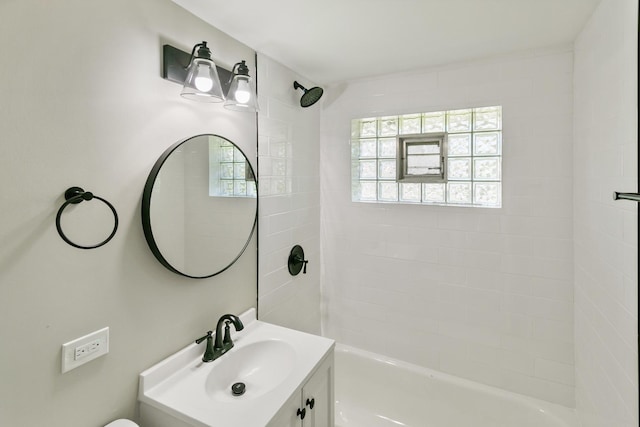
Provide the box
[613,191,640,202]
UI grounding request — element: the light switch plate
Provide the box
[61,327,109,373]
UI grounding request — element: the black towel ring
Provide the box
[55,186,119,249]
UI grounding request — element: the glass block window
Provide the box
[351,106,502,207]
[209,139,257,197]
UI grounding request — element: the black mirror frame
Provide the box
[141,134,258,279]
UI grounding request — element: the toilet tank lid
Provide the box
[105,420,139,427]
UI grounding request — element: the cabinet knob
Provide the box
[306,397,315,410]
[297,407,306,420]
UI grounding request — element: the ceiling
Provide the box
[172,0,601,85]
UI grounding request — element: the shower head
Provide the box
[293,81,324,108]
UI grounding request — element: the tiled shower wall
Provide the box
[257,54,322,334]
[573,0,638,425]
[321,50,575,406]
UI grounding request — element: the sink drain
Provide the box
[231,382,246,396]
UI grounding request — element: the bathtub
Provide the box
[334,344,579,427]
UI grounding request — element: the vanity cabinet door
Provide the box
[302,353,334,427]
[266,390,302,427]
[266,350,335,427]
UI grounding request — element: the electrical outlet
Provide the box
[74,337,105,360]
[61,327,109,373]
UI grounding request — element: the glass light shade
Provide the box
[181,57,224,103]
[224,74,259,112]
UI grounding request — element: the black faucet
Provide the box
[214,313,244,355]
[194,330,215,362]
[195,314,244,363]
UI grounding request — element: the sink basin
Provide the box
[205,339,296,402]
[138,308,334,427]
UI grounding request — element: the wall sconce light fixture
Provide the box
[162,42,258,112]
[224,60,259,112]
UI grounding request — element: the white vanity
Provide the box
[138,309,335,427]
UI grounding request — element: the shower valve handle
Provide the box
[288,245,309,275]
[297,256,309,274]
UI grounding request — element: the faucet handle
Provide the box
[196,331,216,362]
[223,321,232,345]
[195,330,213,344]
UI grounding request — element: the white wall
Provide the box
[257,54,322,334]
[573,0,638,425]
[0,1,257,426]
[321,49,576,406]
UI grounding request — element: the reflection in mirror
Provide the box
[142,135,257,278]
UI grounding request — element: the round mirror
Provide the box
[142,134,257,278]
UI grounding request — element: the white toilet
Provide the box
[105,420,139,427]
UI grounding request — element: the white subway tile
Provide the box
[534,256,573,281]
[437,212,479,231]
[533,238,573,260]
[467,232,502,252]
[434,229,469,248]
[621,275,638,317]
[467,290,502,314]
[502,273,534,296]
[360,286,409,310]
[501,334,574,365]
[259,194,292,216]
[501,235,535,256]
[432,301,468,323]
[439,320,502,347]
[259,279,296,316]
[500,348,536,375]
[259,266,291,297]
[502,370,575,407]
[535,358,575,386]
[501,254,536,276]
[266,211,297,234]
[400,343,440,370]
[502,312,533,338]
[468,343,501,366]
[434,333,469,360]
[440,353,504,389]
[578,268,637,349]
[437,264,468,286]
[503,196,534,216]
[533,317,574,344]
[438,283,468,306]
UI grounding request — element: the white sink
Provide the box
[205,339,296,402]
[138,309,334,427]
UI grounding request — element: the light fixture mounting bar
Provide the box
[162,44,233,95]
